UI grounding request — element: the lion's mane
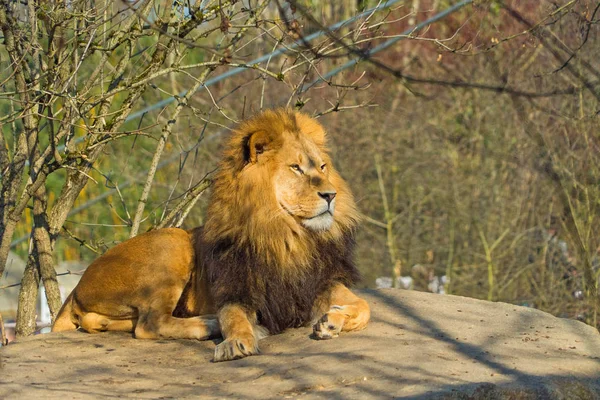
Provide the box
[196,109,361,334]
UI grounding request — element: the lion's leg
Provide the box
[312,283,370,340]
[52,291,78,332]
[134,314,219,340]
[213,304,260,362]
[134,286,220,340]
[80,313,135,333]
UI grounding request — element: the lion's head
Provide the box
[203,109,359,267]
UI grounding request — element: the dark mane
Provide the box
[196,229,359,334]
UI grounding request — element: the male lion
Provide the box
[52,109,370,362]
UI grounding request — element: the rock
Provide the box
[1,289,599,399]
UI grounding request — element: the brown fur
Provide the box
[52,109,370,362]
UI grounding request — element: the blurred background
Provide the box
[1,0,598,342]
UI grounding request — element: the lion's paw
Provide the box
[213,337,259,362]
[312,306,346,340]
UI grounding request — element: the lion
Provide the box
[52,109,370,362]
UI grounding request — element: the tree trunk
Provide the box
[15,255,40,337]
[0,218,19,277]
[0,311,8,345]
[0,1,32,276]
[32,184,62,320]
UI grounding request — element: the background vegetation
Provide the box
[1,0,599,338]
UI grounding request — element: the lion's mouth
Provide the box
[301,210,334,231]
[307,210,333,220]
[280,203,333,220]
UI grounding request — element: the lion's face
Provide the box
[205,109,359,263]
[273,134,337,232]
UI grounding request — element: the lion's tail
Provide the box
[51,291,78,332]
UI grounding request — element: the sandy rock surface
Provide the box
[1,289,599,399]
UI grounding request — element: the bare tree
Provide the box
[0,0,416,336]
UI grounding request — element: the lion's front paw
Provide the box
[213,337,259,362]
[312,307,346,340]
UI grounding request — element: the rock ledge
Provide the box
[1,289,599,399]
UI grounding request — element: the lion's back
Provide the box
[74,228,195,310]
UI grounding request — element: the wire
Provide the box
[302,0,473,91]
[123,0,404,122]
[1,0,404,177]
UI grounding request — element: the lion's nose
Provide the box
[318,191,336,206]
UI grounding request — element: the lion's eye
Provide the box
[291,164,303,174]
[320,164,327,171]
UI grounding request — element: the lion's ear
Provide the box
[246,130,272,163]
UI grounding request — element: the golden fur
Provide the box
[53,109,370,362]
[204,110,360,266]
